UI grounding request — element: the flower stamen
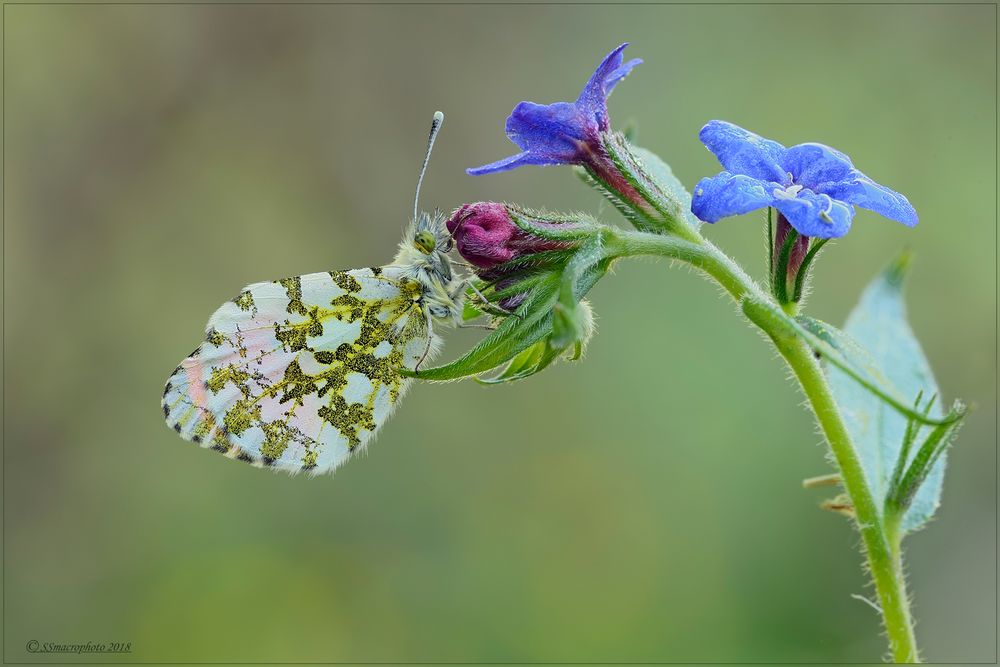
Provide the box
[819,194,835,224]
[773,184,804,200]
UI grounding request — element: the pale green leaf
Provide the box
[630,145,702,230]
[827,256,953,533]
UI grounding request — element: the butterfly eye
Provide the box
[414,230,436,254]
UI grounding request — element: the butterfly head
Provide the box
[414,229,437,255]
[410,206,455,253]
[401,208,454,277]
[396,111,459,279]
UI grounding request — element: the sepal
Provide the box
[884,398,966,528]
[475,300,594,385]
[621,141,702,232]
[583,134,701,237]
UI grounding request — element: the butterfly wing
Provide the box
[162,267,436,474]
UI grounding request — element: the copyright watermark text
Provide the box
[26,640,132,654]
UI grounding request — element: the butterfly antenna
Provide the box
[414,110,444,222]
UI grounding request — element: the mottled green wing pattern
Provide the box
[162,267,435,474]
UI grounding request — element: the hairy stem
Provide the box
[744,301,919,663]
[609,226,920,662]
[604,229,761,303]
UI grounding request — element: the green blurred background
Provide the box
[4,3,995,663]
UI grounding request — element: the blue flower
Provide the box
[467,43,642,175]
[691,121,918,239]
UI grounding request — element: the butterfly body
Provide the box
[391,209,464,322]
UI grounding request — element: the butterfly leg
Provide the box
[414,319,435,371]
[460,280,519,319]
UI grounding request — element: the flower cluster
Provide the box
[442,42,920,368]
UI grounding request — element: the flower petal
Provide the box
[699,120,787,183]
[691,172,777,223]
[771,188,854,239]
[468,44,640,176]
[506,100,589,154]
[466,151,559,176]
[577,43,642,130]
[820,172,918,227]
[467,101,588,175]
[779,142,855,190]
[605,58,643,93]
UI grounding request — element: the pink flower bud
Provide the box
[445,203,576,273]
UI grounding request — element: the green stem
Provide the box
[750,308,920,663]
[604,228,761,303]
[608,226,921,663]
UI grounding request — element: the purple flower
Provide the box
[691,121,918,239]
[467,43,642,175]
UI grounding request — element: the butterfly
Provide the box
[162,112,469,475]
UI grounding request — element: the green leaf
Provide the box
[549,301,580,351]
[630,145,702,231]
[742,297,950,428]
[478,299,595,385]
[475,340,561,385]
[621,118,638,143]
[826,255,959,533]
[402,277,561,381]
[485,340,547,380]
[462,299,483,321]
[795,315,898,404]
[408,256,609,382]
